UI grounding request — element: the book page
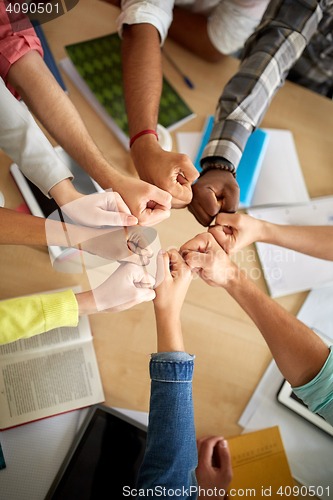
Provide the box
[0,316,92,360]
[0,341,104,429]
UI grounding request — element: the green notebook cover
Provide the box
[65,33,195,139]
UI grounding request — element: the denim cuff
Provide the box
[151,352,195,362]
[150,352,195,382]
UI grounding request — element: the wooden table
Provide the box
[1,0,333,444]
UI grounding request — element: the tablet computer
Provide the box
[277,380,333,437]
[10,146,103,261]
[277,330,333,437]
[45,404,147,500]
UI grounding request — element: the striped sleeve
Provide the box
[201,0,323,169]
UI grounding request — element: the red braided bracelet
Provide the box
[129,129,159,148]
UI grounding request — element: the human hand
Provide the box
[111,175,172,226]
[131,135,199,205]
[188,170,240,226]
[180,232,239,288]
[81,225,155,267]
[209,213,264,255]
[154,249,192,352]
[154,249,193,315]
[196,436,233,498]
[60,190,138,227]
[76,262,156,314]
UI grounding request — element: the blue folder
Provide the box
[31,20,67,93]
[194,116,269,207]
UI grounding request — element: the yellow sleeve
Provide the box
[0,290,79,345]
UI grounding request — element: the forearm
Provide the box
[6,51,120,190]
[121,23,162,138]
[225,269,330,387]
[0,208,105,248]
[154,308,185,352]
[260,223,333,261]
[201,0,321,169]
[168,7,225,63]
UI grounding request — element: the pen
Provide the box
[162,50,195,89]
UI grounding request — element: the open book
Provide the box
[0,290,104,430]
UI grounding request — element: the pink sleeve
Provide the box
[0,2,43,99]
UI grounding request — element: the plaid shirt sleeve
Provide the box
[201,0,324,170]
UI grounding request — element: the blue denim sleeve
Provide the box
[136,352,198,499]
[292,345,333,426]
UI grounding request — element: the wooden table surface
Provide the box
[1,0,333,443]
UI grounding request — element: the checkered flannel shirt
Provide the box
[201,0,333,171]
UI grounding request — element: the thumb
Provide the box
[137,207,171,226]
[136,288,156,303]
[95,209,138,227]
[130,265,156,289]
[208,225,231,251]
[169,180,193,205]
[147,185,172,209]
[216,440,233,484]
[185,250,211,271]
[199,188,222,217]
[215,212,238,228]
[179,157,199,184]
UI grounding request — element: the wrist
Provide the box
[49,179,83,207]
[258,220,275,243]
[222,264,247,293]
[130,129,158,148]
[75,290,97,315]
[130,133,160,163]
[200,157,236,178]
[155,308,184,352]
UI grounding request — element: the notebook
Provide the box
[60,33,195,149]
[228,426,294,498]
[193,116,269,207]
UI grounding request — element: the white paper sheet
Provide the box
[176,131,202,162]
[251,129,309,207]
[247,197,333,297]
[297,284,333,335]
